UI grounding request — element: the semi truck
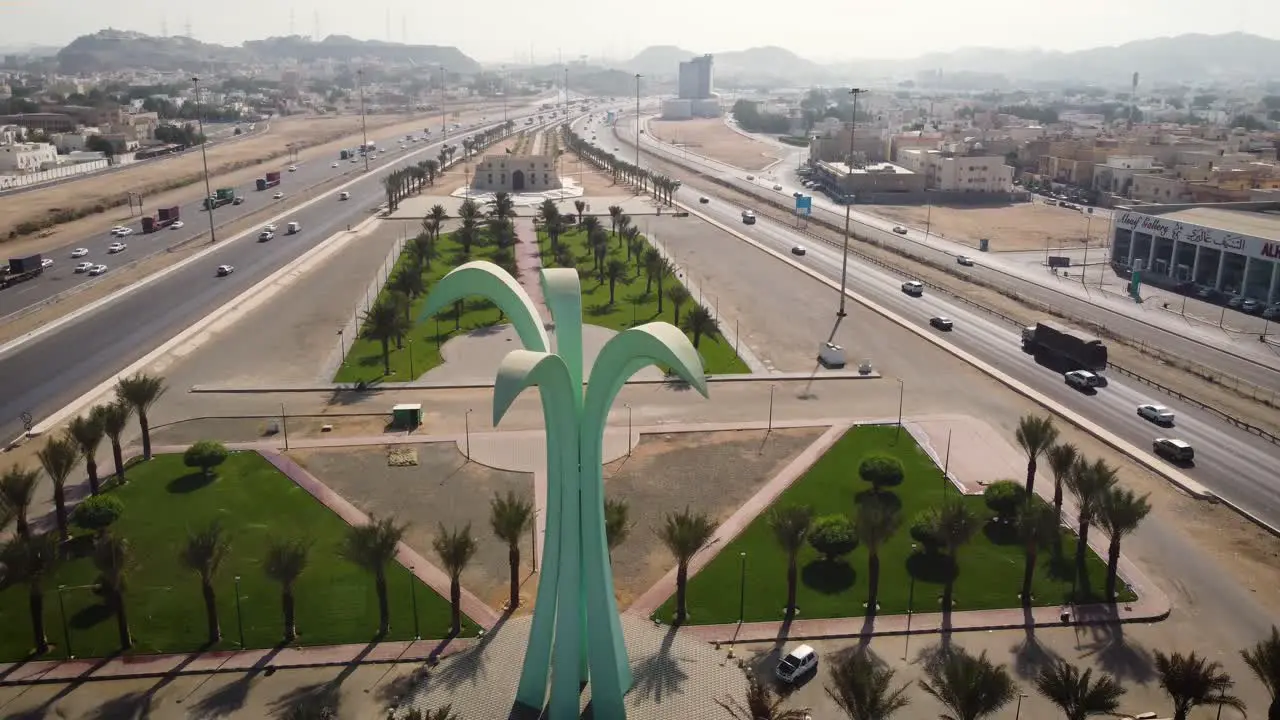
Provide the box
[1,254,44,289]
[256,171,282,191]
[1021,321,1108,373]
[203,188,236,210]
[141,206,180,233]
[340,149,352,160]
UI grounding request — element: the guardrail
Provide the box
[602,125,1280,447]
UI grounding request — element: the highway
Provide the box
[574,114,1280,528]
[0,102,561,444]
[619,115,1280,390]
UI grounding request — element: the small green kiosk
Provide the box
[391,403,423,430]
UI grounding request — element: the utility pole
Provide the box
[831,87,866,341]
[501,65,508,126]
[635,74,642,181]
[357,69,369,173]
[440,66,448,152]
[192,76,217,244]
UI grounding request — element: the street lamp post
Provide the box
[409,567,420,640]
[903,543,917,659]
[192,76,217,244]
[357,69,369,173]
[234,575,245,648]
[464,408,473,459]
[531,508,541,572]
[895,378,904,443]
[440,66,448,150]
[57,585,73,658]
[635,74,643,187]
[337,329,346,365]
[738,552,747,623]
[1015,693,1028,720]
[767,384,776,433]
[408,339,415,379]
[832,88,866,342]
[625,403,633,455]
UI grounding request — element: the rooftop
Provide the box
[1158,206,1280,241]
[818,160,915,176]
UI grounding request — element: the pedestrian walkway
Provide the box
[512,218,550,325]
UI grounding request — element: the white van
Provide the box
[286,221,301,235]
[901,280,924,296]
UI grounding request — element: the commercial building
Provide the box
[663,54,721,119]
[1111,201,1280,303]
[470,154,562,194]
[0,142,57,172]
[0,112,78,133]
[808,126,887,165]
[812,160,924,198]
[896,149,1013,193]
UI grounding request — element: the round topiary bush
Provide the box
[983,480,1027,523]
[73,495,124,535]
[807,514,858,561]
[910,507,942,552]
[859,455,905,493]
[184,440,229,480]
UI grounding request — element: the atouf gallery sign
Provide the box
[1116,211,1277,262]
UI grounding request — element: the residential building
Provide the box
[896,148,1013,193]
[1092,156,1160,197]
[812,160,925,197]
[0,141,57,172]
[808,125,887,165]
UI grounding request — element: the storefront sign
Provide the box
[1116,211,1273,261]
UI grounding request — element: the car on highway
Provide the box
[1138,404,1176,425]
[901,280,924,296]
[772,184,783,191]
[233,196,245,205]
[108,242,127,253]
[332,162,339,168]
[71,248,89,258]
[746,175,755,181]
[286,221,301,235]
[929,316,954,331]
[216,265,235,277]
[258,230,274,242]
[168,220,185,230]
[698,196,709,204]
[893,226,908,234]
[339,191,350,201]
[1065,369,1099,390]
[74,261,93,273]
[957,255,975,266]
[41,258,54,269]
[265,223,277,232]
[88,264,108,276]
[1153,437,1194,464]
[110,225,129,236]
[288,165,297,172]
[1241,298,1261,313]
[273,191,284,199]
[791,245,806,256]
[351,157,359,163]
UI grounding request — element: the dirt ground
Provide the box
[863,199,1111,253]
[0,101,509,257]
[647,118,782,173]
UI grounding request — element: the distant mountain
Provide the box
[56,30,479,74]
[624,46,696,76]
[622,45,825,84]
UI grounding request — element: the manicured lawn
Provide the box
[333,229,509,383]
[541,227,750,375]
[656,425,1135,625]
[0,452,474,661]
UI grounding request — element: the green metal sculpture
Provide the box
[420,261,709,718]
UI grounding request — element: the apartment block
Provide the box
[0,142,57,172]
[896,148,1013,193]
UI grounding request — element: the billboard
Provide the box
[795,195,812,216]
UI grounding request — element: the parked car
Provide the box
[776,644,818,683]
[1241,298,1261,313]
[929,316,954,331]
[1137,404,1175,425]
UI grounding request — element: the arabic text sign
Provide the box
[1116,211,1274,261]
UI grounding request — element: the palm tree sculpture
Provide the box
[1,532,60,655]
[918,647,1017,720]
[826,650,912,720]
[1154,650,1246,720]
[716,669,812,720]
[115,372,167,461]
[1241,625,1280,720]
[265,536,311,643]
[179,520,230,646]
[489,491,534,611]
[341,516,407,636]
[66,412,105,495]
[418,259,709,718]
[0,465,40,539]
[1096,486,1150,601]
[99,401,133,485]
[93,533,133,650]
[37,437,78,541]
[769,504,813,618]
[1015,414,1058,498]
[1034,660,1126,720]
[433,523,478,635]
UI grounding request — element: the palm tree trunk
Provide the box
[657,277,665,313]
[86,455,100,495]
[375,570,390,636]
[1021,545,1037,606]
[785,553,798,616]
[450,578,462,636]
[202,581,221,645]
[1025,457,1037,497]
[1105,538,1121,601]
[29,586,48,655]
[1075,519,1090,576]
[867,551,881,612]
[674,562,688,624]
[53,484,68,540]
[113,590,132,649]
[139,411,152,461]
[282,587,297,642]
[111,439,125,484]
[380,338,391,376]
[508,544,521,611]
[692,328,702,348]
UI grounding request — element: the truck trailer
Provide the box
[1,254,44,289]
[256,171,282,191]
[1021,321,1108,373]
[203,188,236,210]
[141,206,180,233]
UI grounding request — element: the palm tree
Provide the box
[93,533,133,650]
[179,520,230,645]
[933,499,981,611]
[37,436,79,541]
[1154,650,1246,720]
[1015,414,1058,498]
[433,523,478,635]
[641,249,662,294]
[1015,500,1059,605]
[573,199,586,223]
[1034,660,1126,720]
[1,532,60,655]
[607,204,623,237]
[716,669,811,720]
[667,285,691,326]
[341,516,407,636]
[455,219,480,258]
[683,305,719,349]
[769,505,813,618]
[99,401,133,485]
[428,203,448,229]
[1096,486,1150,601]
[1046,443,1078,529]
[264,537,311,643]
[605,498,631,557]
[389,267,425,300]
[361,297,409,377]
[657,506,717,624]
[1066,458,1118,580]
[918,647,1017,720]
[1241,626,1280,720]
[0,465,40,538]
[856,497,901,612]
[489,492,534,611]
[66,411,106,495]
[115,372,167,461]
[826,650,912,720]
[605,259,628,305]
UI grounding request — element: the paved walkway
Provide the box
[513,218,549,325]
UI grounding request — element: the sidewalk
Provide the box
[512,218,550,325]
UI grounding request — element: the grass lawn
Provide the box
[656,425,1135,625]
[333,229,509,383]
[0,452,475,661]
[540,227,749,375]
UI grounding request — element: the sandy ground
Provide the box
[648,118,782,173]
[863,198,1111,253]
[0,101,510,257]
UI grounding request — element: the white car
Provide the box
[71,248,89,258]
[1065,370,1099,390]
[258,230,274,241]
[88,264,108,276]
[171,220,184,229]
[901,280,924,296]
[108,242,127,253]
[1137,404,1175,425]
[273,191,284,199]
[957,255,975,266]
[331,162,339,168]
[41,258,54,269]
[264,223,277,232]
[772,184,783,191]
[776,644,818,683]
[746,175,756,181]
[216,265,235,277]
[110,226,128,236]
[893,226,908,235]
[288,165,297,172]
[74,261,94,273]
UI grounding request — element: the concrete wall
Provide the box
[0,158,110,190]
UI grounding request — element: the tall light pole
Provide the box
[831,87,866,340]
[501,65,508,126]
[192,76,217,244]
[564,66,569,121]
[440,66,448,150]
[635,73,643,192]
[356,69,369,173]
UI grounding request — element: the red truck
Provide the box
[256,171,282,191]
[141,206,180,233]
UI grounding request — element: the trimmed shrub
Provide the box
[910,507,942,552]
[859,455,905,493]
[183,440,229,480]
[73,495,124,535]
[808,514,858,561]
[983,480,1027,523]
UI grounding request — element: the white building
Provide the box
[896,148,1012,193]
[0,142,57,172]
[471,154,562,193]
[678,55,714,100]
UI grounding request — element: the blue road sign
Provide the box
[795,195,812,216]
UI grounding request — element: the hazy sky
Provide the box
[2,0,1278,63]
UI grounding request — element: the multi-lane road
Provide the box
[0,101,559,444]
[576,113,1280,528]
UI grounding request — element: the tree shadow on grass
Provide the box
[906,551,956,586]
[982,519,1019,546]
[854,490,902,514]
[167,472,214,494]
[801,559,856,595]
[70,601,112,631]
